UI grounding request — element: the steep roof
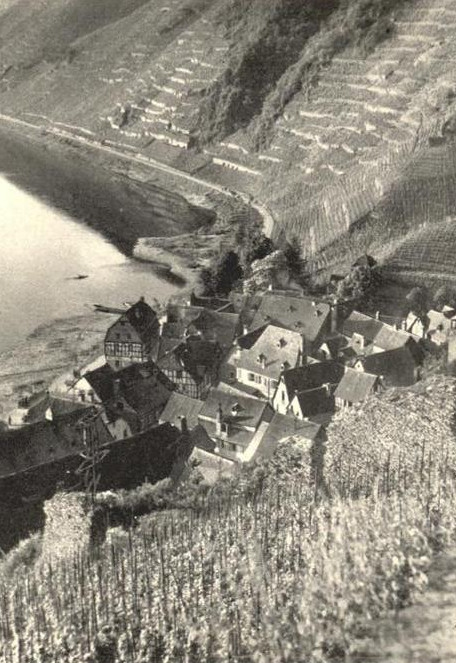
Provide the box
[235,325,303,380]
[186,309,240,349]
[254,413,323,460]
[291,387,335,418]
[199,388,271,431]
[334,368,379,404]
[157,337,221,383]
[0,408,107,479]
[281,361,345,400]
[358,346,420,385]
[84,361,172,414]
[250,293,331,342]
[160,393,204,430]
[106,299,158,345]
[344,310,416,351]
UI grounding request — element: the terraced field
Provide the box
[4,0,456,275]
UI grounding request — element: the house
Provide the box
[8,390,50,428]
[229,325,304,399]
[0,413,184,503]
[104,298,160,371]
[353,346,421,387]
[402,311,429,339]
[288,386,335,420]
[249,412,325,461]
[316,335,351,361]
[343,310,420,357]
[334,368,380,409]
[248,292,335,353]
[161,304,241,354]
[156,336,222,399]
[159,392,204,430]
[65,361,173,436]
[197,388,274,461]
[0,407,112,492]
[427,307,456,345]
[272,361,345,415]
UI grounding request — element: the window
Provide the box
[248,373,255,382]
[282,390,285,403]
[176,370,183,379]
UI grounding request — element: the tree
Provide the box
[235,220,273,268]
[199,250,243,296]
[406,286,428,316]
[433,285,456,311]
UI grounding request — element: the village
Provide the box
[1,260,455,502]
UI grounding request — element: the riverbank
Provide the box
[0,120,215,256]
[0,313,111,423]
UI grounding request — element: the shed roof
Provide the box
[254,413,323,460]
[334,369,379,404]
[199,388,270,431]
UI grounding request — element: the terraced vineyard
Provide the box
[4,0,456,272]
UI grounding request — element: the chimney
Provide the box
[215,403,223,436]
[330,302,338,333]
[140,296,145,303]
[113,378,121,400]
[179,415,188,434]
[243,324,249,336]
[375,311,380,320]
[268,283,273,291]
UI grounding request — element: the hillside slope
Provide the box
[2,0,456,278]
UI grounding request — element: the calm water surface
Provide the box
[0,176,179,352]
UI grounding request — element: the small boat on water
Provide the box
[67,274,89,281]
[94,304,126,314]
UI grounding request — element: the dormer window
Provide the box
[277,338,286,348]
[231,402,242,417]
[281,361,290,371]
[257,353,266,365]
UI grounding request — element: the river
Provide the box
[0,174,180,353]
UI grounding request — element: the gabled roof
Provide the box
[249,293,331,342]
[344,311,416,351]
[334,369,379,404]
[235,325,303,380]
[106,299,158,345]
[0,408,107,479]
[357,346,420,384]
[160,393,204,430]
[157,337,221,383]
[199,388,270,431]
[254,413,323,460]
[84,361,172,414]
[291,387,335,417]
[281,361,345,400]
[166,305,240,348]
[343,311,384,343]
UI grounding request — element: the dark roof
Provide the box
[0,408,107,479]
[84,361,172,414]
[358,346,419,385]
[235,324,269,350]
[106,299,158,345]
[291,387,335,417]
[160,393,204,429]
[249,293,331,342]
[186,309,240,349]
[199,388,270,431]
[320,335,350,358]
[282,361,345,400]
[255,413,323,460]
[334,369,379,403]
[352,254,376,268]
[157,337,221,383]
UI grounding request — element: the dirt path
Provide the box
[357,550,456,662]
